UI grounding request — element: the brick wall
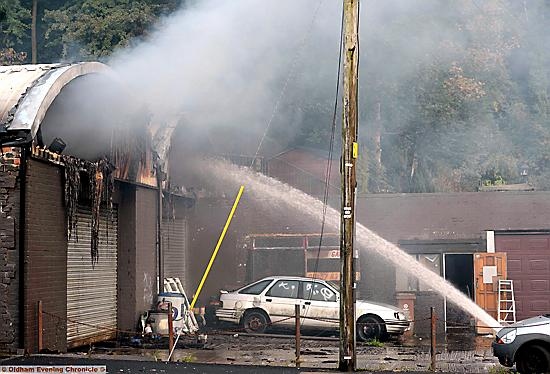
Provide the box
[24,158,67,353]
[0,147,21,352]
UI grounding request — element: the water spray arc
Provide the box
[196,159,501,331]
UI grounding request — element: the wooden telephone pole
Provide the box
[339,0,359,371]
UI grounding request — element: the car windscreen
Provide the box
[238,279,273,295]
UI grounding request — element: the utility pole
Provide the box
[339,0,359,372]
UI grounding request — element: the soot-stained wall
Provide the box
[116,183,158,331]
[135,186,157,317]
[116,182,137,333]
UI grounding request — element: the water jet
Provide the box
[194,158,501,331]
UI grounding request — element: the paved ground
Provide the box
[1,355,299,374]
[0,331,510,373]
[0,355,501,374]
[164,332,503,373]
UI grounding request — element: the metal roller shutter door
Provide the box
[67,206,118,346]
[163,218,188,290]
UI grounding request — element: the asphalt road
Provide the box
[1,355,439,374]
[2,355,298,374]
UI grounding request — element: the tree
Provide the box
[44,0,184,60]
[0,0,30,64]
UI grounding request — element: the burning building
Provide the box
[0,63,193,353]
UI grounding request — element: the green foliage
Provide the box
[351,0,550,193]
[483,176,505,187]
[487,365,514,374]
[44,0,183,60]
[365,338,384,347]
[0,0,29,48]
[0,0,184,63]
[0,0,30,65]
[177,354,196,363]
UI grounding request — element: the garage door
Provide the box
[496,233,550,320]
[67,206,118,347]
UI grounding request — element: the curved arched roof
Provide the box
[0,62,114,143]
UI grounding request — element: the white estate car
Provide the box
[216,276,410,341]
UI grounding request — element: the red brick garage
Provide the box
[496,232,550,321]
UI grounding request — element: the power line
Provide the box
[312,3,345,278]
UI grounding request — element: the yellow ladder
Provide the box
[497,279,516,324]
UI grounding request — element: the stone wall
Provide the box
[0,147,21,351]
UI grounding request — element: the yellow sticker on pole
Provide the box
[352,142,358,158]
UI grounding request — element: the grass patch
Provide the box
[151,350,163,362]
[487,365,514,374]
[365,338,384,347]
[178,354,196,363]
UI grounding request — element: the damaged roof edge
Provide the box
[5,62,116,140]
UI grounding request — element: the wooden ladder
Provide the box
[497,279,516,324]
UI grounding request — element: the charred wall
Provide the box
[0,148,21,352]
[116,183,158,331]
[24,158,67,353]
[116,182,137,333]
[135,186,157,320]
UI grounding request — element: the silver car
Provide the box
[216,276,410,341]
[492,314,550,373]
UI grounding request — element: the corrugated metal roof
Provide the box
[0,62,112,142]
[0,64,61,126]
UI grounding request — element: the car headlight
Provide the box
[498,329,517,344]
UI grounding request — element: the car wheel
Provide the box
[243,310,268,334]
[357,315,386,342]
[516,344,550,374]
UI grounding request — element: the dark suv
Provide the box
[492,314,550,373]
